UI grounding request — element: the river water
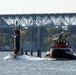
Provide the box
[0,52,76,75]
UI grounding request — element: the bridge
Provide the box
[0,13,76,27]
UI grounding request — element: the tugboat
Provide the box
[45,32,76,60]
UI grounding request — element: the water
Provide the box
[0,52,76,75]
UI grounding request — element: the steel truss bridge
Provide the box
[0,13,76,27]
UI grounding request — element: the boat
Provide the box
[45,32,76,60]
[3,24,76,60]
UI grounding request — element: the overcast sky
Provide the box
[0,0,76,14]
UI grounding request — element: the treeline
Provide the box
[0,25,76,51]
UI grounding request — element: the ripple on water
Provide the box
[0,52,76,75]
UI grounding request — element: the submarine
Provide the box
[3,26,43,60]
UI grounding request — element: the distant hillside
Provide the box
[0,25,76,51]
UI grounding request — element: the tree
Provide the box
[67,25,76,35]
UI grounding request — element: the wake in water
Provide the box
[4,53,44,60]
[4,53,71,61]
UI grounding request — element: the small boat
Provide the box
[45,32,76,60]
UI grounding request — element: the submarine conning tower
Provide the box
[14,29,20,55]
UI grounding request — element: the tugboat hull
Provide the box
[50,49,76,60]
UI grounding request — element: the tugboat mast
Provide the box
[60,22,63,33]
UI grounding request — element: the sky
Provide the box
[0,0,76,14]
